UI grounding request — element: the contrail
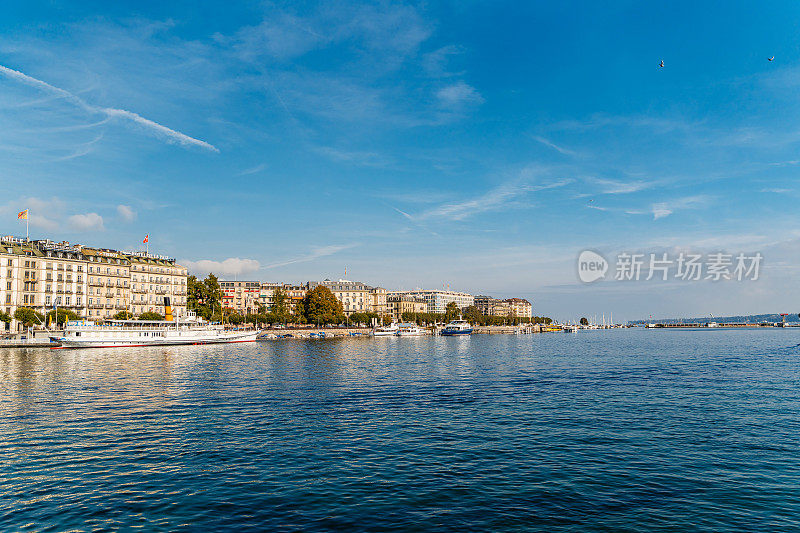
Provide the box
[0,64,219,153]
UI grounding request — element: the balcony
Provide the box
[89,304,104,309]
[89,281,104,287]
[104,293,115,298]
[104,304,113,309]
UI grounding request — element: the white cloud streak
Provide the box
[416,178,573,221]
[0,64,219,152]
[264,244,359,269]
[533,136,576,156]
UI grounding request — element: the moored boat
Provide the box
[441,320,473,336]
[396,323,425,336]
[52,300,257,348]
[373,322,399,336]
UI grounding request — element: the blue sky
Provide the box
[2,1,800,321]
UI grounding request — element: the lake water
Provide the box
[2,329,800,531]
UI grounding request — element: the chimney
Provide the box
[164,297,173,321]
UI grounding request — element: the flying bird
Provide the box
[768,56,774,61]
[659,60,664,68]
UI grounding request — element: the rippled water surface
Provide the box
[3,329,800,531]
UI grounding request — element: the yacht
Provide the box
[441,320,473,336]
[373,322,399,336]
[396,323,425,336]
[53,311,257,348]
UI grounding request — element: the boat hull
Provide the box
[441,328,473,336]
[54,331,258,349]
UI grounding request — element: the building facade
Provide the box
[505,297,532,318]
[0,235,187,330]
[128,253,188,318]
[307,279,389,317]
[475,295,532,318]
[387,289,474,314]
[220,280,262,315]
[387,294,427,321]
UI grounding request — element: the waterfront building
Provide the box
[127,252,187,318]
[83,247,130,320]
[0,235,187,330]
[308,279,378,316]
[256,282,281,310]
[281,283,308,314]
[219,280,262,314]
[370,286,388,317]
[505,297,532,318]
[387,294,427,321]
[387,289,474,314]
[475,295,532,318]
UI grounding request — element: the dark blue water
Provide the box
[2,329,800,531]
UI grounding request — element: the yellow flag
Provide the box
[17,209,28,220]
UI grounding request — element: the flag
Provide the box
[143,234,149,244]
[17,209,28,220]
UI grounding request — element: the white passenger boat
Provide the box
[396,323,425,336]
[441,320,473,336]
[53,310,257,349]
[373,322,399,336]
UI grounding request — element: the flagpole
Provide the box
[26,212,29,241]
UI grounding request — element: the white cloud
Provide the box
[0,197,64,231]
[68,212,104,231]
[0,63,219,152]
[182,257,261,277]
[116,204,136,222]
[436,81,483,108]
[649,195,711,220]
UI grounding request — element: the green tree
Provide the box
[444,301,460,322]
[14,307,44,328]
[580,317,589,326]
[138,311,165,321]
[271,288,291,324]
[113,311,134,320]
[227,312,244,325]
[47,308,79,326]
[0,311,12,325]
[463,305,481,324]
[204,273,223,315]
[298,286,344,325]
[187,273,225,321]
